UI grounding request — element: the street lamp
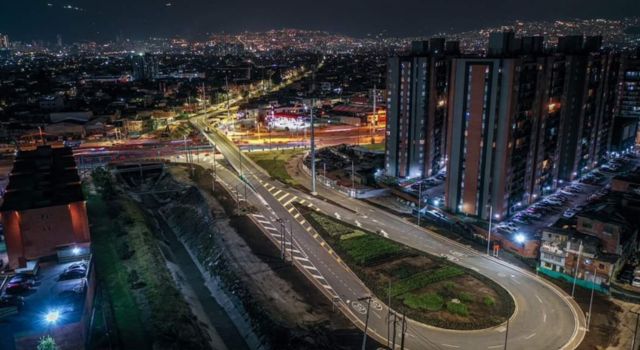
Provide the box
[44,310,60,324]
[514,233,526,244]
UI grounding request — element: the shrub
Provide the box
[403,293,444,311]
[483,296,495,307]
[459,292,474,303]
[446,301,469,316]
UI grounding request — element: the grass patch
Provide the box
[340,234,403,265]
[88,195,149,349]
[403,293,444,311]
[359,143,385,152]
[483,296,495,307]
[446,301,469,316]
[340,230,367,240]
[391,267,464,297]
[298,204,515,330]
[248,149,302,185]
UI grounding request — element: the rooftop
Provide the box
[0,146,84,212]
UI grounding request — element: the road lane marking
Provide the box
[278,193,290,201]
[525,333,536,340]
[536,294,543,304]
[488,345,502,349]
[441,344,460,348]
[273,189,282,196]
[543,311,547,323]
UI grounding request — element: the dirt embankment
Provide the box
[156,165,377,349]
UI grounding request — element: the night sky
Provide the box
[1,0,639,42]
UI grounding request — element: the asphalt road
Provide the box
[191,116,586,350]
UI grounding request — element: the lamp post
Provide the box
[359,296,372,350]
[310,98,317,195]
[587,263,597,329]
[417,181,423,226]
[487,205,493,256]
[571,240,583,298]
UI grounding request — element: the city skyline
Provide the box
[1,0,639,42]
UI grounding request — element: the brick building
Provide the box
[0,146,90,268]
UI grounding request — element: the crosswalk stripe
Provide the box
[278,193,290,201]
[265,226,278,231]
[273,189,282,196]
[293,213,301,219]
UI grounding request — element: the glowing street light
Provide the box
[514,233,526,244]
[72,247,80,255]
[44,310,60,324]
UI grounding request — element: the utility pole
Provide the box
[400,312,407,350]
[391,312,397,350]
[572,240,583,298]
[352,160,356,198]
[310,97,317,195]
[371,84,376,144]
[417,181,422,226]
[503,318,510,350]
[360,296,372,350]
[288,219,293,262]
[587,263,597,329]
[279,219,285,260]
[632,311,640,350]
[487,205,494,256]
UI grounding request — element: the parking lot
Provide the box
[0,259,91,350]
[495,152,640,240]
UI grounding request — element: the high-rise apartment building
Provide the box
[385,39,457,178]
[132,53,159,81]
[0,33,9,48]
[442,33,625,219]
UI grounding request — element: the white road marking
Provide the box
[334,212,341,220]
[488,345,503,349]
[525,333,536,340]
[355,220,362,228]
[278,193,290,201]
[535,294,543,304]
[543,312,547,323]
[273,189,282,196]
[441,344,460,348]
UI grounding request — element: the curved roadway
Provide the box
[191,115,586,350]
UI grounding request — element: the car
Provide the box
[563,210,576,218]
[59,265,87,281]
[427,209,446,219]
[632,277,640,288]
[619,270,634,284]
[5,282,31,295]
[0,294,24,309]
[524,212,542,219]
[8,274,35,286]
[435,174,446,181]
[513,217,530,224]
[560,190,576,196]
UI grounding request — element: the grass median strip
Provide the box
[297,203,514,330]
[247,149,302,185]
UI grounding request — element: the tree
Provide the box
[37,336,58,350]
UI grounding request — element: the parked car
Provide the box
[619,270,634,284]
[513,217,530,224]
[632,276,640,288]
[0,294,24,309]
[563,210,576,218]
[426,209,446,220]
